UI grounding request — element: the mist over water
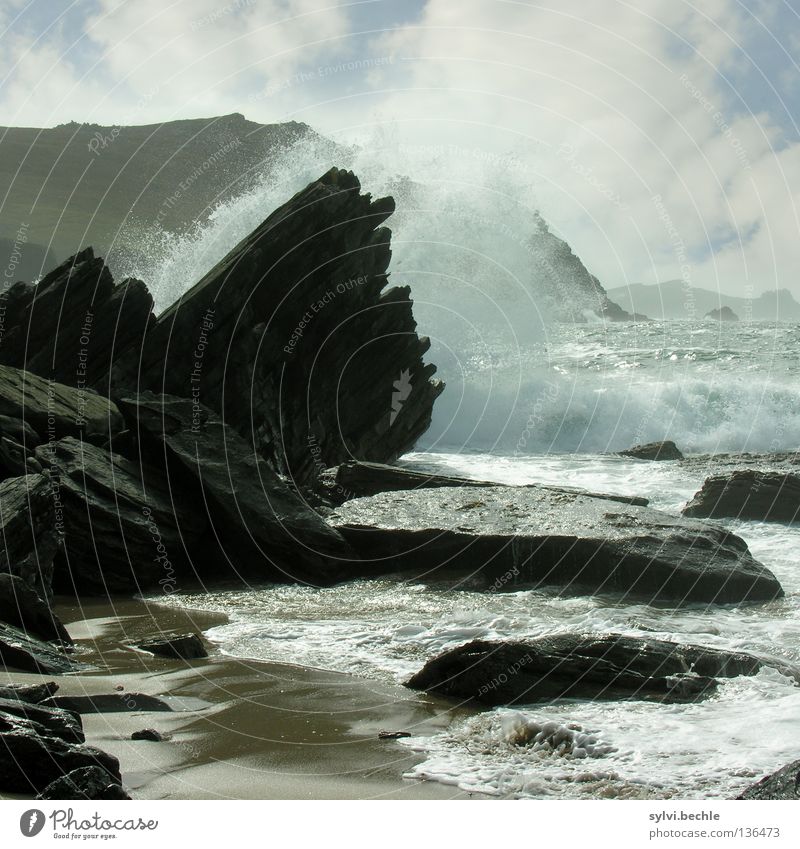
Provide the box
[112,135,800,457]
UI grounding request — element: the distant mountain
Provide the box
[0,113,339,280]
[607,280,800,322]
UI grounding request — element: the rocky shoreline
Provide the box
[1,171,797,800]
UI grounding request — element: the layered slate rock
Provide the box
[0,622,77,673]
[736,759,800,800]
[619,441,684,461]
[116,392,355,584]
[683,470,800,523]
[38,765,131,800]
[0,473,60,601]
[0,711,120,793]
[35,437,206,594]
[0,682,59,704]
[0,574,71,643]
[328,486,783,604]
[0,363,124,445]
[406,635,786,706]
[0,248,154,390]
[109,168,444,487]
[0,698,84,743]
[323,460,648,506]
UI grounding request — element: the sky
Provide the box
[2,0,800,297]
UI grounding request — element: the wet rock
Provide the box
[37,765,131,800]
[116,392,355,584]
[324,460,648,507]
[0,248,154,391]
[137,632,208,660]
[378,730,412,740]
[0,473,61,602]
[35,437,206,594]
[683,470,800,523]
[736,759,800,799]
[0,712,120,793]
[0,682,59,704]
[0,698,84,743]
[406,635,780,706]
[109,168,443,487]
[328,486,782,604]
[0,574,71,643]
[0,363,124,445]
[0,413,40,448]
[706,306,739,321]
[41,693,172,714]
[131,728,164,742]
[618,440,684,461]
[0,622,77,674]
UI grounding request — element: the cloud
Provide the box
[2,0,799,296]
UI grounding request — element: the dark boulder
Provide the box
[705,306,739,321]
[35,437,206,594]
[683,470,800,523]
[131,728,164,742]
[0,248,154,390]
[0,574,71,643]
[0,682,59,704]
[0,698,83,743]
[618,441,684,461]
[406,635,785,706]
[0,622,77,674]
[0,362,124,445]
[328,486,782,604]
[0,473,61,602]
[0,712,120,793]
[323,460,648,507]
[37,765,131,800]
[736,759,800,799]
[0,413,40,448]
[41,693,172,714]
[116,392,355,584]
[109,168,443,487]
[137,632,208,660]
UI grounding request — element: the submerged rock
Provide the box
[736,758,800,799]
[406,635,783,706]
[37,765,131,800]
[328,486,782,604]
[131,728,164,742]
[618,440,684,461]
[0,622,77,674]
[324,460,648,506]
[137,632,208,660]
[0,712,120,793]
[116,392,355,584]
[41,693,172,714]
[109,168,443,486]
[683,470,800,523]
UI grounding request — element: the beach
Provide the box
[1,597,480,800]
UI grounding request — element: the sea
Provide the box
[146,319,800,800]
[120,139,800,799]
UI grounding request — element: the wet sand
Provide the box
[1,597,482,800]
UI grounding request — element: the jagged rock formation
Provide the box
[406,635,793,706]
[683,470,800,523]
[327,485,783,604]
[109,168,443,486]
[736,759,800,799]
[528,214,648,323]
